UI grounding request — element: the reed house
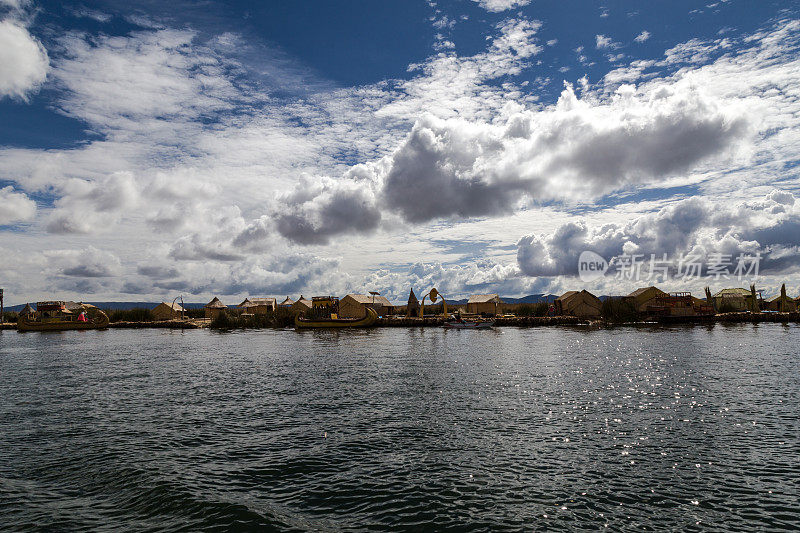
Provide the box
[204,297,227,319]
[238,298,276,315]
[712,288,753,312]
[627,286,667,313]
[466,294,503,315]
[554,290,602,318]
[152,301,185,321]
[339,294,394,318]
[765,294,797,312]
[290,296,312,315]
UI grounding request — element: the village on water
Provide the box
[6,282,800,332]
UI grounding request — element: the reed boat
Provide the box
[17,301,109,332]
[295,307,378,329]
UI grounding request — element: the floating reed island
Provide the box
[6,284,800,331]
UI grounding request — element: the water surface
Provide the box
[1,325,797,531]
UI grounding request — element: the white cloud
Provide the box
[595,34,620,50]
[1,13,800,302]
[45,246,123,278]
[635,30,651,43]
[0,19,48,100]
[472,0,531,13]
[0,186,35,224]
[54,29,237,134]
[280,78,750,243]
[45,172,140,234]
[516,191,800,286]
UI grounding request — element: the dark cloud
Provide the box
[269,83,750,245]
[62,264,117,277]
[232,216,273,250]
[275,186,381,245]
[136,265,180,279]
[170,234,244,261]
[48,246,123,279]
[381,120,530,223]
[543,105,749,194]
[517,193,800,279]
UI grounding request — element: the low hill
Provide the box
[5,301,207,312]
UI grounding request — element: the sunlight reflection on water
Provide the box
[0,324,798,530]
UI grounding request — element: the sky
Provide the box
[1,0,800,305]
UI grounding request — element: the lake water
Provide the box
[1,325,798,531]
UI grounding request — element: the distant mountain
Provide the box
[4,301,207,312]
[438,294,559,305]
[3,294,565,313]
[501,294,560,304]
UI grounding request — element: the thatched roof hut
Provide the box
[20,303,34,315]
[238,298,276,314]
[279,297,294,307]
[204,297,227,319]
[152,301,185,321]
[555,290,602,318]
[627,286,667,312]
[290,295,312,315]
[205,297,226,309]
[712,288,753,311]
[765,294,797,312]
[466,294,503,315]
[339,294,394,318]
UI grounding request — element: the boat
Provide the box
[295,296,378,329]
[443,319,494,329]
[17,301,109,332]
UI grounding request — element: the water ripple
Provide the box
[1,325,798,530]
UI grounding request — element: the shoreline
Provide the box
[3,311,800,331]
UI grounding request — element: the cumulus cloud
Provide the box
[0,186,36,224]
[46,246,123,278]
[168,206,247,261]
[361,260,529,303]
[1,11,800,303]
[517,191,800,281]
[278,78,749,243]
[0,19,49,100]
[274,174,383,245]
[381,116,528,222]
[472,0,531,13]
[133,252,347,297]
[45,172,140,234]
[635,31,651,43]
[595,34,620,50]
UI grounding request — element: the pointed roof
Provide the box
[21,303,34,315]
[205,297,227,309]
[156,301,185,311]
[408,288,419,307]
[292,295,312,308]
[557,290,599,302]
[628,286,666,298]
[239,297,276,308]
[279,296,294,306]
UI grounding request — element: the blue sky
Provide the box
[1,0,800,304]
